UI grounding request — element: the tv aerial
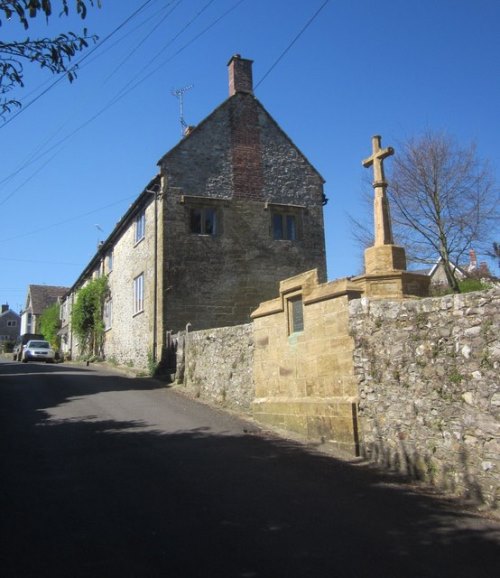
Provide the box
[171,84,193,136]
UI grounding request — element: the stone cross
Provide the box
[362,135,394,246]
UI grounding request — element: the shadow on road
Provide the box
[1,362,499,577]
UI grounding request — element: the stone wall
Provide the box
[252,270,362,455]
[179,324,254,413]
[103,196,159,371]
[350,288,499,508]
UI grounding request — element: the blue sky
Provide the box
[1,0,499,312]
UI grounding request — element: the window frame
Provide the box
[270,206,302,241]
[287,293,304,335]
[104,298,113,330]
[107,251,113,273]
[135,211,146,244]
[189,206,217,236]
[133,273,144,316]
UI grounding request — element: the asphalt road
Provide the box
[1,359,499,578]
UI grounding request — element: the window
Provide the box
[272,212,298,240]
[104,299,113,330]
[190,207,216,235]
[288,295,304,334]
[27,313,32,333]
[133,274,144,315]
[7,320,17,327]
[107,252,113,273]
[135,211,145,244]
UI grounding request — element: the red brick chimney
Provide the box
[228,54,254,96]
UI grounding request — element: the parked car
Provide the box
[13,333,44,361]
[22,340,55,363]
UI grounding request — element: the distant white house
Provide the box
[417,249,492,287]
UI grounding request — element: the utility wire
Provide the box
[0,0,244,207]
[0,0,225,205]
[0,194,137,243]
[104,0,183,84]
[111,0,245,106]
[255,0,330,90]
[0,0,157,129]
[111,0,219,103]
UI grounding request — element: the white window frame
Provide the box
[133,274,144,315]
[135,211,145,244]
[107,251,113,273]
[104,298,113,330]
[7,320,17,327]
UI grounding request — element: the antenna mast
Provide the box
[171,84,193,136]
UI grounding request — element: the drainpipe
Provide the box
[153,190,158,362]
[147,182,161,362]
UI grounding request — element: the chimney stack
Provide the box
[228,54,254,96]
[1,304,8,313]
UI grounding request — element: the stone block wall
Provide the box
[252,270,363,455]
[350,288,500,508]
[180,324,254,413]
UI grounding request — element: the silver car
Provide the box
[22,340,55,363]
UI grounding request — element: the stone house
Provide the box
[0,304,20,345]
[61,55,327,368]
[20,285,68,337]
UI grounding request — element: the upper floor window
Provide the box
[190,207,216,235]
[272,211,298,240]
[133,274,144,315]
[135,211,145,244]
[107,251,113,273]
[7,320,17,327]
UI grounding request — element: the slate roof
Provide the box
[26,285,69,315]
[0,308,20,321]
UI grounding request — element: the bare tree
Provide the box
[388,132,499,292]
[0,1,100,118]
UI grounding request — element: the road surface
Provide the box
[1,359,499,577]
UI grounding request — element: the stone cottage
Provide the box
[20,285,69,337]
[61,55,327,368]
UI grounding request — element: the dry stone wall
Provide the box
[350,288,500,508]
[179,324,254,413]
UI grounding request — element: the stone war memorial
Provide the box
[180,135,499,510]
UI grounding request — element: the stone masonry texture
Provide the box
[179,324,254,413]
[158,92,327,334]
[350,287,500,509]
[180,284,499,511]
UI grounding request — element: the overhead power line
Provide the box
[255,0,331,90]
[0,194,137,243]
[0,0,239,207]
[0,0,157,130]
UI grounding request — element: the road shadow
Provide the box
[1,364,499,577]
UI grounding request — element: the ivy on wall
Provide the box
[71,276,108,357]
[39,302,61,350]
